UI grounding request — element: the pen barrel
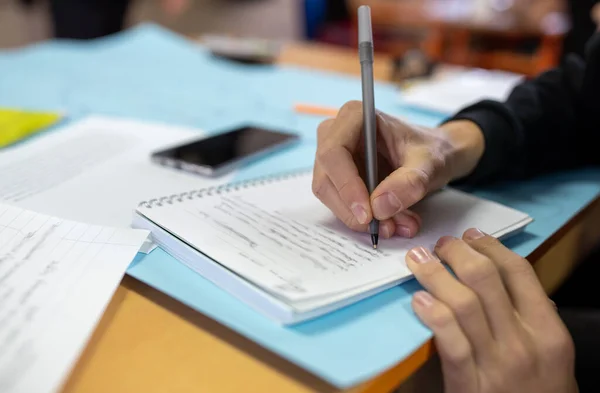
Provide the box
[369,220,378,234]
[358,6,379,240]
[359,42,374,65]
[360,47,377,195]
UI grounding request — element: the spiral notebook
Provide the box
[132,171,532,324]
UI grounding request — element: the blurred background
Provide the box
[1,0,599,76]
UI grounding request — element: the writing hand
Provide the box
[312,100,484,238]
[407,229,577,393]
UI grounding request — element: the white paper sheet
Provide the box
[400,68,524,114]
[0,116,232,227]
[0,203,149,393]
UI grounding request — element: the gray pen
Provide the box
[358,5,379,249]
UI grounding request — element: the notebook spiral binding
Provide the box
[138,168,311,209]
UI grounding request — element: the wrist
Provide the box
[439,120,485,181]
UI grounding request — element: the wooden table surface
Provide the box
[60,41,600,393]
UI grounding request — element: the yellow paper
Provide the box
[0,108,62,148]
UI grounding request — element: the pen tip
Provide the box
[371,234,379,249]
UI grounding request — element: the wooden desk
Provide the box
[60,42,600,393]
[278,41,393,82]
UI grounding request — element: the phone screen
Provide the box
[152,126,298,174]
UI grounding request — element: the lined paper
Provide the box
[137,173,531,304]
[0,203,149,393]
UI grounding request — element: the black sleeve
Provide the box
[447,33,600,186]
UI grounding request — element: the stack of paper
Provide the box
[0,203,149,393]
[400,68,525,114]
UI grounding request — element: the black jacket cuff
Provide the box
[443,100,521,186]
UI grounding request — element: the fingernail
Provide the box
[414,291,434,308]
[372,192,402,218]
[464,228,485,240]
[435,236,455,248]
[351,203,369,225]
[396,225,412,238]
[407,246,435,264]
[381,224,392,239]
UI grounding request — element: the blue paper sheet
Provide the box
[2,25,600,388]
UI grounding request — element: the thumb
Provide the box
[370,167,430,220]
[370,149,439,220]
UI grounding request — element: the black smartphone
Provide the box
[151,125,300,177]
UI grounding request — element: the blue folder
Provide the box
[1,25,599,388]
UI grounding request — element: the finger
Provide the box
[317,147,371,221]
[312,170,364,230]
[316,102,371,224]
[320,100,363,149]
[313,162,372,226]
[412,291,478,389]
[392,210,421,238]
[435,236,520,341]
[462,228,557,327]
[316,118,335,143]
[406,247,495,360]
[370,147,439,220]
[312,167,396,238]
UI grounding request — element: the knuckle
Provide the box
[336,174,362,199]
[428,305,456,330]
[375,111,389,127]
[406,170,428,200]
[430,153,446,174]
[311,176,327,200]
[543,332,575,363]
[316,145,343,166]
[404,127,423,144]
[450,293,480,320]
[339,100,363,115]
[437,136,455,152]
[336,177,353,196]
[445,341,472,366]
[317,119,335,137]
[315,146,334,165]
[506,342,536,374]
[457,257,498,288]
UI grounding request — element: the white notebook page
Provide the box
[137,173,531,304]
[0,203,149,393]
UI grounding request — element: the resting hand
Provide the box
[407,229,577,393]
[312,101,484,239]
